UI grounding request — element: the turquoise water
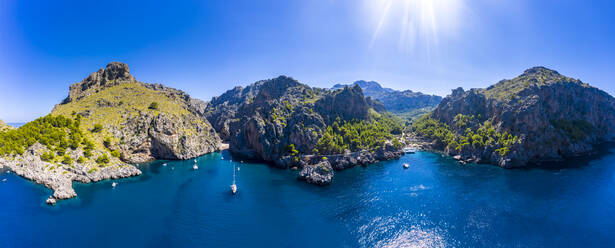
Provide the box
[1,149,615,247]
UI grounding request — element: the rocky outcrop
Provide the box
[315,85,370,123]
[421,67,615,167]
[108,112,220,163]
[1,143,141,200]
[62,62,136,104]
[206,76,404,185]
[298,161,333,185]
[333,80,442,119]
[278,141,404,170]
[53,62,221,163]
[206,76,372,163]
[0,62,222,202]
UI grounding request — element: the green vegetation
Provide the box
[481,67,579,101]
[96,154,110,165]
[91,124,103,133]
[313,114,403,155]
[149,102,159,110]
[103,137,112,148]
[51,83,198,153]
[551,119,594,141]
[413,115,519,156]
[0,115,84,157]
[77,156,86,163]
[62,155,73,165]
[40,151,55,162]
[110,150,121,158]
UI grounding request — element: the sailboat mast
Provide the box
[233,162,236,185]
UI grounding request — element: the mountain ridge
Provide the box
[413,66,615,167]
[332,80,442,119]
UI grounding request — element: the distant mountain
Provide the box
[332,80,442,119]
[413,67,615,167]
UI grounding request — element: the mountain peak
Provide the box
[353,80,383,90]
[62,62,137,103]
[101,62,134,82]
[521,66,561,78]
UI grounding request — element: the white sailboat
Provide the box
[112,182,117,188]
[230,162,237,194]
[193,164,199,170]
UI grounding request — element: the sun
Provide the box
[365,0,464,53]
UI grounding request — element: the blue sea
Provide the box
[1,148,614,248]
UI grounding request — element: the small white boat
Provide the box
[193,164,199,170]
[162,163,167,166]
[2,178,6,182]
[194,159,197,163]
[403,163,409,169]
[112,182,117,188]
[237,167,240,171]
[231,162,238,194]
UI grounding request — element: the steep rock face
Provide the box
[205,76,374,164]
[298,160,333,185]
[333,80,442,119]
[315,85,370,123]
[62,62,136,103]
[53,62,221,164]
[423,67,615,167]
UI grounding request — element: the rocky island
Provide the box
[0,62,221,201]
[412,67,615,167]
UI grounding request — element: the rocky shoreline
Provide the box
[276,141,404,185]
[0,144,141,201]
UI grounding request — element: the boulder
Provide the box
[298,161,334,185]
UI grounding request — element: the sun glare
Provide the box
[365,0,464,53]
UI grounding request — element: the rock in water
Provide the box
[46,196,56,205]
[414,67,615,167]
[298,161,334,185]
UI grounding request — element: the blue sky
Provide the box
[1,0,614,122]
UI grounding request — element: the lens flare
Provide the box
[366,0,464,53]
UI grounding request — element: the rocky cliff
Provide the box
[333,80,442,119]
[414,67,615,167]
[206,76,403,183]
[53,62,221,163]
[0,63,221,202]
[206,76,370,162]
